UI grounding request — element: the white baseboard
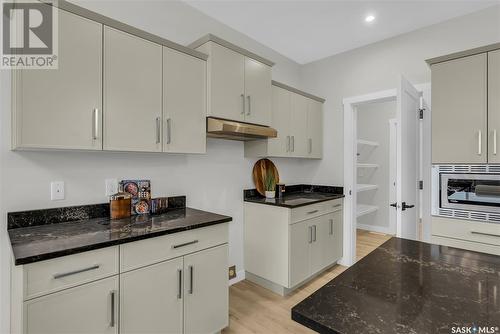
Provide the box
[229,270,245,286]
[357,224,393,235]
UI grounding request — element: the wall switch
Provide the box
[50,181,65,201]
[105,178,118,196]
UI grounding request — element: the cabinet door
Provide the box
[13,8,102,150]
[290,220,311,287]
[431,53,487,163]
[25,276,118,334]
[268,86,291,156]
[120,257,183,334]
[244,58,272,126]
[208,43,245,122]
[163,48,207,154]
[104,27,162,152]
[184,244,228,334]
[307,100,323,159]
[290,93,309,157]
[488,50,500,163]
[309,217,327,275]
[322,210,343,268]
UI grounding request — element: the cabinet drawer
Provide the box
[291,199,342,224]
[24,246,119,300]
[120,223,229,272]
[432,217,500,247]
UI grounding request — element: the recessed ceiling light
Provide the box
[365,15,375,23]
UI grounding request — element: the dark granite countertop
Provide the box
[244,184,344,208]
[292,237,500,334]
[8,198,231,265]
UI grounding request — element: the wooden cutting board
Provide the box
[252,159,280,196]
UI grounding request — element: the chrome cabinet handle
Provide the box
[177,269,182,299]
[188,265,194,294]
[308,226,313,243]
[172,240,198,249]
[307,210,319,214]
[286,136,290,152]
[478,130,482,155]
[329,219,334,235]
[92,108,99,140]
[308,138,312,154]
[110,290,116,328]
[155,117,161,144]
[332,204,342,208]
[247,95,251,116]
[313,225,317,242]
[494,130,497,155]
[291,136,295,152]
[241,94,245,115]
[471,231,500,238]
[166,118,172,144]
[53,264,100,279]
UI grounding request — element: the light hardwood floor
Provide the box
[222,229,392,334]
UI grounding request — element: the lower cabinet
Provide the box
[25,276,119,334]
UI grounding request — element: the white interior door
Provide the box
[397,76,421,240]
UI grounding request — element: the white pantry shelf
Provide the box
[357,163,379,168]
[356,204,379,218]
[357,184,378,192]
[357,139,380,147]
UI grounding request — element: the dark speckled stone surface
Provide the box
[244,184,344,208]
[9,198,231,265]
[292,237,500,334]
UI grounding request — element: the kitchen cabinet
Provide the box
[103,27,162,152]
[431,53,488,163]
[25,276,118,334]
[191,35,272,126]
[120,258,183,334]
[245,83,324,159]
[163,48,207,154]
[488,50,500,163]
[184,245,229,334]
[244,199,343,295]
[12,7,103,150]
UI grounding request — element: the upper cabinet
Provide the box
[12,8,103,150]
[11,3,208,154]
[245,82,325,159]
[190,35,273,126]
[488,50,500,163]
[103,27,163,152]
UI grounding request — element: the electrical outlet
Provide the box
[105,178,118,196]
[228,265,236,280]
[50,181,65,201]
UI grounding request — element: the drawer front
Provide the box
[432,217,500,247]
[120,223,229,272]
[291,199,342,224]
[25,246,119,300]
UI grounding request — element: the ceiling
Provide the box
[185,0,500,64]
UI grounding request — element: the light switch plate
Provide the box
[105,178,118,196]
[50,181,65,200]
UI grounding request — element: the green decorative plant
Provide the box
[264,170,276,192]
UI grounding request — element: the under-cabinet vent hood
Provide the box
[206,117,277,141]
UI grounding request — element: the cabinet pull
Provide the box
[291,136,295,152]
[471,231,500,238]
[188,265,194,294]
[478,130,482,155]
[307,210,319,214]
[494,130,497,155]
[92,108,99,140]
[308,138,312,154]
[155,117,161,144]
[286,136,290,152]
[329,219,334,235]
[166,118,172,144]
[308,226,313,243]
[172,240,198,249]
[53,264,100,279]
[332,204,341,208]
[177,269,182,299]
[241,94,245,115]
[313,225,317,242]
[247,95,251,116]
[110,290,116,328]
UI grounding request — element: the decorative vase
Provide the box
[265,191,275,199]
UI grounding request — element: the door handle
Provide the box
[241,94,245,115]
[390,202,398,208]
[110,290,116,328]
[172,240,198,249]
[308,226,313,243]
[247,95,251,116]
[307,209,319,214]
[188,265,194,294]
[92,108,99,140]
[313,225,317,242]
[401,202,415,211]
[291,136,295,152]
[286,136,290,152]
[329,219,334,235]
[478,130,482,155]
[177,269,182,299]
[53,264,100,279]
[155,117,161,144]
[494,130,497,155]
[308,138,312,154]
[471,231,500,238]
[166,118,172,144]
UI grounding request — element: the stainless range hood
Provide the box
[206,117,277,141]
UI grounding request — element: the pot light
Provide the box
[365,15,375,23]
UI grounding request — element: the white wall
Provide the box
[0,1,311,332]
